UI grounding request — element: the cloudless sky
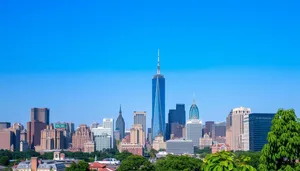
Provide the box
[0,0,300,129]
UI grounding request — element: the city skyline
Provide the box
[1,0,300,129]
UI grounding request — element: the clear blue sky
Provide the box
[0,0,299,129]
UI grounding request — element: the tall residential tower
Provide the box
[152,49,166,141]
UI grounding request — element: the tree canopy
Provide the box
[203,151,256,171]
[259,109,300,171]
[117,155,154,171]
[66,161,90,171]
[155,155,202,171]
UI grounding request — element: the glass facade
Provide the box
[189,104,199,119]
[116,107,125,139]
[152,74,165,140]
[249,113,275,151]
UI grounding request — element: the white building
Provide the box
[92,118,114,151]
[186,119,202,147]
[166,139,194,155]
[231,107,251,151]
[199,133,212,149]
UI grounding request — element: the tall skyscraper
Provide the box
[152,49,166,141]
[116,105,125,140]
[186,100,202,147]
[167,104,186,139]
[31,108,50,124]
[231,107,251,151]
[134,111,146,134]
[243,113,275,151]
[226,111,233,148]
[27,108,49,149]
[103,118,114,148]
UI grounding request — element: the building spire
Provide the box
[193,93,196,104]
[119,104,122,115]
[157,49,160,74]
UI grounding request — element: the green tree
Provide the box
[235,151,261,169]
[203,151,256,171]
[155,155,203,171]
[115,151,133,161]
[259,109,300,171]
[0,156,10,166]
[117,155,154,171]
[149,149,158,159]
[66,161,90,171]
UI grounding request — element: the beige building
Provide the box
[40,125,65,151]
[199,133,212,149]
[72,124,92,151]
[0,129,13,151]
[152,135,166,151]
[231,107,251,151]
[83,141,95,153]
[130,124,145,146]
[226,112,232,148]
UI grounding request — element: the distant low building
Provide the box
[13,157,65,171]
[211,143,230,154]
[119,143,143,156]
[84,141,95,153]
[199,133,212,149]
[166,139,194,155]
[89,162,115,171]
[152,135,166,151]
[20,141,28,152]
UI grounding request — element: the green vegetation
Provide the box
[259,109,300,171]
[194,147,211,158]
[117,155,154,171]
[155,155,203,171]
[115,151,133,161]
[203,151,256,171]
[66,161,90,171]
[0,156,10,166]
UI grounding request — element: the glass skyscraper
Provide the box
[152,49,165,141]
[248,113,275,151]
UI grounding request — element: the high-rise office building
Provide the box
[147,128,152,144]
[103,118,114,148]
[130,124,145,146]
[226,111,232,148]
[31,108,50,124]
[116,105,125,140]
[134,111,146,134]
[72,124,92,151]
[0,122,11,129]
[212,122,226,141]
[205,121,214,137]
[243,113,275,151]
[186,100,202,147]
[231,107,251,151]
[92,126,112,151]
[0,129,14,151]
[152,49,166,141]
[167,104,186,140]
[27,108,49,149]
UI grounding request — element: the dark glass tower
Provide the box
[249,113,275,151]
[152,49,165,141]
[115,105,125,139]
[167,104,186,140]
